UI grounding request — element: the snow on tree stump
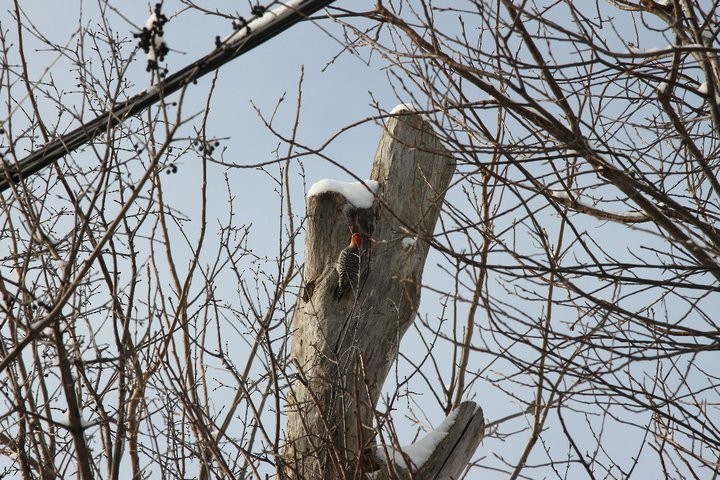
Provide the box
[373,401,485,480]
[283,107,481,479]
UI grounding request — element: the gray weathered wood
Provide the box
[284,111,458,479]
[374,401,485,480]
[418,402,484,480]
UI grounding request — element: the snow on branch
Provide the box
[135,4,169,71]
[224,0,305,44]
[547,189,649,223]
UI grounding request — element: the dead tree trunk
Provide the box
[284,110,481,479]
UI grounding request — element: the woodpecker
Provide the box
[334,233,363,299]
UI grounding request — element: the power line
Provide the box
[0,0,336,192]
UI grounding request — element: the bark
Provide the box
[284,110,460,479]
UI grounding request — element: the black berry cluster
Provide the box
[250,4,266,16]
[194,139,221,155]
[135,3,169,72]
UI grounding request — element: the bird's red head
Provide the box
[350,233,362,248]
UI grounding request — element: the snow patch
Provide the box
[616,211,648,221]
[224,0,304,43]
[143,85,160,96]
[58,411,91,428]
[627,44,672,55]
[401,237,417,249]
[145,12,158,31]
[548,189,572,200]
[390,103,415,115]
[29,319,54,337]
[307,179,379,208]
[698,82,708,94]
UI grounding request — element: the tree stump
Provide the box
[284,109,475,479]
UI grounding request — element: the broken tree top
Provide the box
[307,179,379,209]
[383,407,460,469]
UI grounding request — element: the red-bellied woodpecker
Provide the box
[334,233,363,299]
